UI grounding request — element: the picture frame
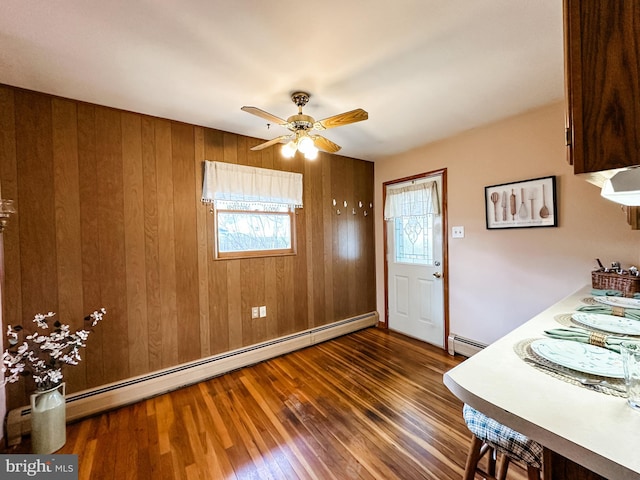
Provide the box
[485,175,557,229]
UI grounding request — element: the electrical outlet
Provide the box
[452,226,465,238]
[251,307,259,319]
[259,306,267,318]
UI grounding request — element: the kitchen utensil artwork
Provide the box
[490,191,499,221]
[485,176,557,229]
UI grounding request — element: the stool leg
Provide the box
[526,465,541,480]
[487,446,496,476]
[463,434,483,480]
[496,455,510,480]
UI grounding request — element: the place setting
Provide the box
[580,295,640,312]
[515,295,640,406]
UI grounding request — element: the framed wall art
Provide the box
[485,176,557,229]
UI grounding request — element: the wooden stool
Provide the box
[462,404,542,480]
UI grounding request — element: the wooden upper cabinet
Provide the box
[564,0,640,174]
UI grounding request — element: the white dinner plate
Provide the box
[593,296,640,309]
[572,312,640,335]
[530,338,624,378]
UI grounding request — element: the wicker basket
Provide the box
[591,271,640,297]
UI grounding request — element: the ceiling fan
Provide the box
[241,92,368,160]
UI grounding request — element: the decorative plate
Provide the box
[593,296,640,309]
[530,338,624,378]
[572,312,640,335]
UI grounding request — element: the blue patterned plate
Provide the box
[530,338,624,378]
[593,296,640,310]
[572,312,640,335]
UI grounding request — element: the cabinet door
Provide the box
[564,0,640,174]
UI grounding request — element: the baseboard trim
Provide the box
[447,333,487,357]
[6,311,379,446]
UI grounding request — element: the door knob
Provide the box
[433,272,442,278]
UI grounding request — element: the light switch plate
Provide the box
[251,307,259,319]
[452,226,465,238]
[259,306,267,318]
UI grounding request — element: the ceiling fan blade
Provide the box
[312,135,341,153]
[313,108,368,130]
[250,135,290,151]
[241,106,288,126]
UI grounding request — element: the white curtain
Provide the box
[384,181,440,220]
[201,161,303,207]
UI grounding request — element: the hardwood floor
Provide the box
[4,327,530,479]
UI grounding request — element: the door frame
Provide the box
[381,168,449,349]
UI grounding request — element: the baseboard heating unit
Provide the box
[447,334,487,357]
[6,311,378,446]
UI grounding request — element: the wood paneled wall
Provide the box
[0,85,376,410]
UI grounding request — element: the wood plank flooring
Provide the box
[4,328,529,479]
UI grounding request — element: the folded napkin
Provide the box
[544,327,626,353]
[589,289,640,299]
[576,305,640,320]
[590,288,623,297]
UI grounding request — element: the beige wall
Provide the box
[375,101,640,345]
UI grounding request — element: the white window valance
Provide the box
[201,161,303,208]
[384,181,440,220]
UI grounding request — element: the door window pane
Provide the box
[394,213,434,265]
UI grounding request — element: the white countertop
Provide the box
[444,286,640,480]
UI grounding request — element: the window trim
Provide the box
[213,208,297,260]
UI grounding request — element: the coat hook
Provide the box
[336,209,341,215]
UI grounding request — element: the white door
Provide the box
[385,174,444,347]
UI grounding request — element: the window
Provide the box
[384,180,440,265]
[201,161,303,259]
[215,201,294,258]
[394,212,434,265]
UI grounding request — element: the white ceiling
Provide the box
[0,0,565,161]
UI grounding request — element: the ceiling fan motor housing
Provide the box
[287,114,314,131]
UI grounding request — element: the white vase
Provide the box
[30,383,66,454]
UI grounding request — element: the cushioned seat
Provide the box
[462,404,542,480]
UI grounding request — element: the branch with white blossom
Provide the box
[2,308,106,391]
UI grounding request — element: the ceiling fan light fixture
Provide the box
[304,146,319,160]
[297,135,314,155]
[281,141,296,158]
